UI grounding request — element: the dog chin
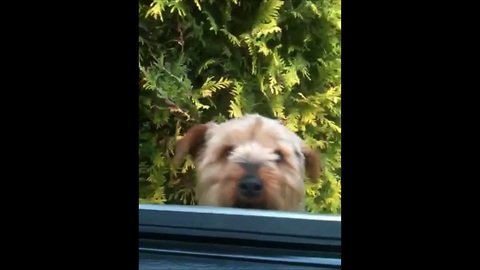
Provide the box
[232,200,267,210]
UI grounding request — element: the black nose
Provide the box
[238,176,263,198]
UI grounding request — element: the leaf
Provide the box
[203,10,219,33]
[229,102,243,118]
[151,187,166,204]
[255,0,284,25]
[146,0,167,21]
[194,0,202,11]
[199,77,232,97]
[220,29,241,47]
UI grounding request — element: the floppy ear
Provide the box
[302,146,321,182]
[174,124,211,165]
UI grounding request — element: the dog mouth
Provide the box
[232,201,267,210]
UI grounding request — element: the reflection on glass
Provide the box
[139,0,341,216]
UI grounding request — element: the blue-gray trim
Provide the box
[139,204,341,247]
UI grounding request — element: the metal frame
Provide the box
[139,204,341,269]
[139,203,341,247]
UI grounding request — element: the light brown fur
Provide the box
[174,114,320,212]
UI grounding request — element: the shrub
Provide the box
[139,0,341,214]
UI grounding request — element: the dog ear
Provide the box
[302,147,321,182]
[174,124,211,165]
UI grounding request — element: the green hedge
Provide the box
[139,0,341,214]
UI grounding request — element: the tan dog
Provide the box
[174,114,320,212]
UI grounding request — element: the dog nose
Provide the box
[239,161,261,175]
[239,176,263,198]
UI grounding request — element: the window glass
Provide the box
[139,0,341,216]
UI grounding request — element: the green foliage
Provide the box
[139,0,341,214]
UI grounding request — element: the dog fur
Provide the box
[174,114,320,212]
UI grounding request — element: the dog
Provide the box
[174,114,320,212]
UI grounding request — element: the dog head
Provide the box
[174,114,320,211]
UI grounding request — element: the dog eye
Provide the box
[274,150,284,162]
[221,146,234,159]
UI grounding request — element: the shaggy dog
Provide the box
[174,114,320,212]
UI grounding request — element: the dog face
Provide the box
[174,114,320,212]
